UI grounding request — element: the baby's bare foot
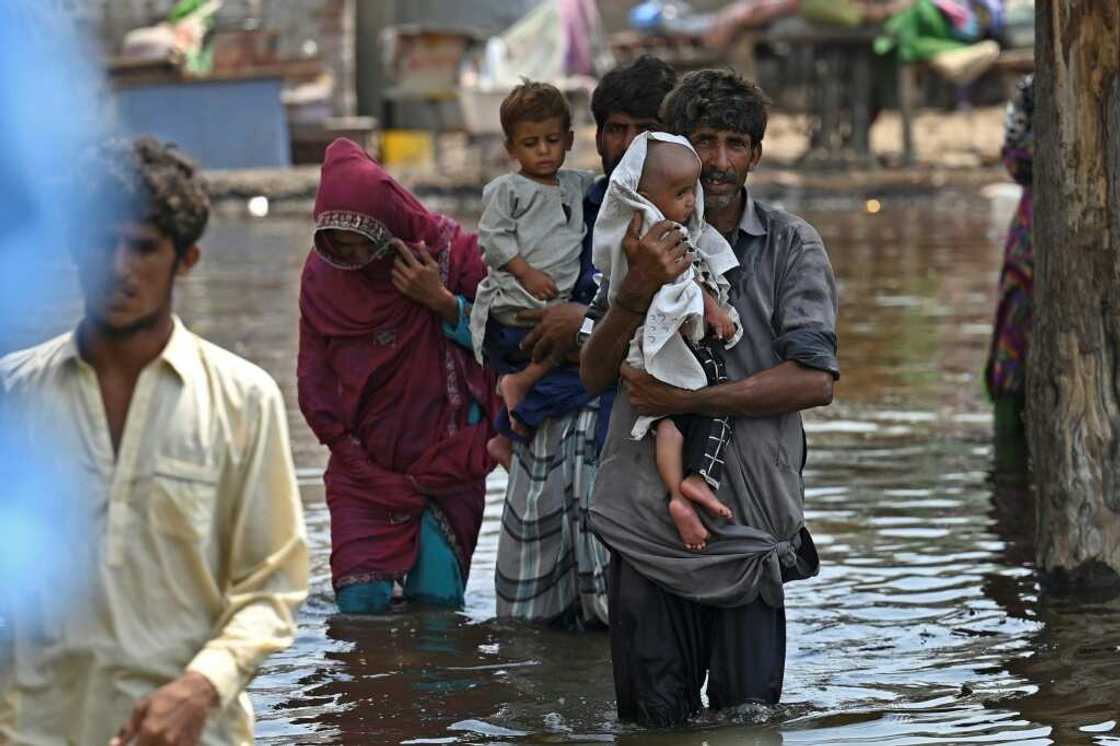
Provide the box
[680,474,733,519]
[669,496,709,552]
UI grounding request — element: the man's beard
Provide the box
[86,303,169,338]
[705,191,739,211]
[85,262,177,338]
[700,167,741,212]
[603,156,621,179]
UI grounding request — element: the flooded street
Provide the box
[15,187,1120,744]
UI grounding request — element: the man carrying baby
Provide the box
[581,70,839,726]
[592,133,741,553]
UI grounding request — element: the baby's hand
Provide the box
[702,291,736,340]
[518,266,559,301]
[710,308,737,341]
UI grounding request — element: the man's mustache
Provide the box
[700,168,738,184]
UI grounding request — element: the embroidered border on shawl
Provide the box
[437,243,464,436]
[335,570,404,589]
[314,210,393,269]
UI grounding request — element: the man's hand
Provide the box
[516,303,587,364]
[110,671,217,746]
[517,266,559,301]
[616,213,691,310]
[579,215,693,395]
[621,364,692,417]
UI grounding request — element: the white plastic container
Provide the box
[457,86,512,136]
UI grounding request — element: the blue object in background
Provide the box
[114,76,292,169]
[0,10,102,347]
[628,0,709,35]
[629,0,665,31]
[0,3,102,640]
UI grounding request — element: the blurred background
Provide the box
[63,0,1032,182]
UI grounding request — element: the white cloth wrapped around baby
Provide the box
[592,131,743,439]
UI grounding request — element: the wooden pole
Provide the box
[1028,0,1120,588]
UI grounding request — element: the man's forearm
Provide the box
[688,361,834,418]
[580,304,645,394]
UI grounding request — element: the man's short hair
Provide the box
[499,80,572,140]
[95,136,210,255]
[591,55,678,129]
[660,69,771,147]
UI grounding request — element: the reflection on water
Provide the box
[11,188,1120,744]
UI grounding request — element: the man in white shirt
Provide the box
[0,137,309,745]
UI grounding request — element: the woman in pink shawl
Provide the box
[298,138,499,613]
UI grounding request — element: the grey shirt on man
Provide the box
[588,191,839,609]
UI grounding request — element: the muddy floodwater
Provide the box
[15,186,1120,744]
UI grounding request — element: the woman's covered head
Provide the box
[499,80,574,182]
[316,228,390,270]
[312,138,447,269]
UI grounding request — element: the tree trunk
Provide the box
[1028,2,1120,587]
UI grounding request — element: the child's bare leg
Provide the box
[487,435,512,470]
[498,360,553,436]
[674,403,731,519]
[680,474,733,519]
[656,418,709,551]
[669,497,710,553]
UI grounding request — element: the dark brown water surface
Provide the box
[14,186,1120,744]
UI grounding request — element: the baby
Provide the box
[593,132,742,551]
[469,81,596,466]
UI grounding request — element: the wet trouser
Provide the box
[607,550,786,727]
[335,509,464,614]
